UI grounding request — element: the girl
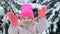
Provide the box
[7,4,48,34]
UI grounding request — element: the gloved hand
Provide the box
[7,12,18,26]
[38,5,47,18]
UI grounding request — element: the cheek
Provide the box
[28,19,32,22]
[21,19,25,23]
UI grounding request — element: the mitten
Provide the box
[38,5,47,18]
[7,12,18,26]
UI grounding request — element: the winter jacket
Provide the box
[8,17,48,34]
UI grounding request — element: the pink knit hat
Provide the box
[20,4,34,20]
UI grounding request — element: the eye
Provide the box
[23,18,26,19]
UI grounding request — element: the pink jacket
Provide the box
[8,18,48,34]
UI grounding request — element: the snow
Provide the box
[0,7,5,16]
[0,0,60,34]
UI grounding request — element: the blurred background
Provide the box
[0,0,60,34]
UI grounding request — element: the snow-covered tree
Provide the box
[0,0,60,34]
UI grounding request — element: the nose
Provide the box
[25,19,29,22]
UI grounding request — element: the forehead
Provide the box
[23,16,30,18]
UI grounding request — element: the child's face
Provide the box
[21,16,33,24]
